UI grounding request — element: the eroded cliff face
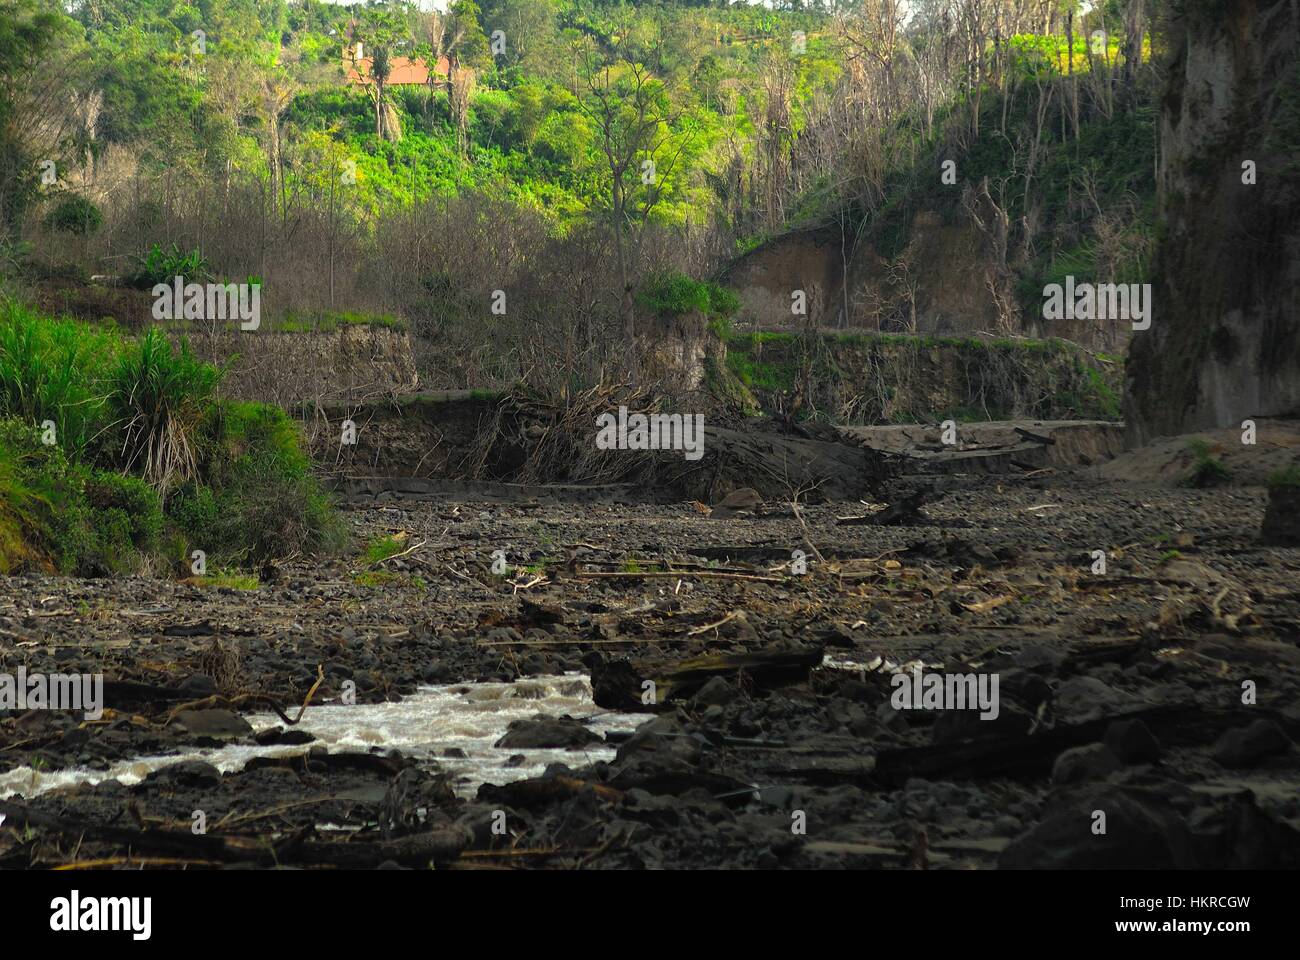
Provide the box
[1124,0,1300,445]
[719,211,1130,352]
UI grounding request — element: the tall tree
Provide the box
[0,0,81,236]
[352,5,407,142]
[580,54,690,340]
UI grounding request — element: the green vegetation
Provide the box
[0,0,1167,396]
[363,533,406,564]
[124,244,214,291]
[0,298,340,575]
[1183,438,1232,488]
[352,569,427,590]
[191,571,261,590]
[1266,464,1300,490]
[42,195,103,235]
[0,419,163,575]
[276,311,408,334]
[637,272,740,320]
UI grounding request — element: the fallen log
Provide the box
[0,799,470,868]
[291,827,473,868]
[590,646,824,711]
[478,775,623,809]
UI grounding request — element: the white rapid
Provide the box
[0,674,646,800]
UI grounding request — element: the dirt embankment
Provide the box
[1100,419,1300,487]
[719,215,1131,354]
[717,331,1121,424]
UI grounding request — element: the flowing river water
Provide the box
[0,674,646,800]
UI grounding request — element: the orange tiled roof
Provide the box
[345,55,451,86]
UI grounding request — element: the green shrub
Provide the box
[0,300,340,574]
[637,271,740,320]
[170,402,343,565]
[123,244,213,290]
[363,533,405,564]
[1267,464,1300,490]
[42,195,103,234]
[85,472,163,551]
[1183,439,1232,488]
[0,420,162,574]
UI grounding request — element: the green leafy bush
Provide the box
[0,419,162,575]
[0,300,340,573]
[42,195,103,234]
[1183,439,1232,488]
[123,244,213,290]
[170,402,343,565]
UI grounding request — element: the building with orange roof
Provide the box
[343,43,451,87]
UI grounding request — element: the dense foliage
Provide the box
[0,297,341,574]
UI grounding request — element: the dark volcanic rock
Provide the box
[144,760,223,788]
[1000,785,1198,869]
[254,726,316,746]
[171,709,253,738]
[692,677,740,708]
[1261,485,1300,546]
[1051,743,1122,784]
[1212,720,1293,769]
[494,715,602,749]
[1104,719,1162,765]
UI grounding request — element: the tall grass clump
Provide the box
[0,438,48,573]
[106,327,223,498]
[0,297,339,574]
[0,300,117,454]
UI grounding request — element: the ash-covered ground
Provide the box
[2,451,1298,869]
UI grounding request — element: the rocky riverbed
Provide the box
[2,463,1299,869]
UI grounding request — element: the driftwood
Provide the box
[479,775,623,809]
[288,828,473,868]
[0,799,470,868]
[590,646,824,711]
[575,570,785,584]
